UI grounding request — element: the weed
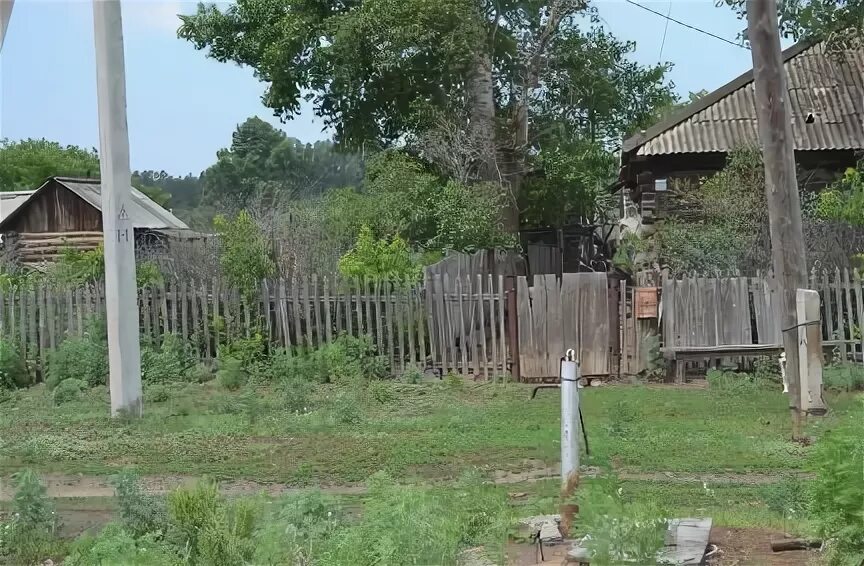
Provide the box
[445,371,464,389]
[758,476,810,518]
[822,364,864,392]
[706,369,771,394]
[401,364,424,384]
[0,337,30,389]
[141,333,196,383]
[52,378,86,405]
[605,399,641,436]
[753,355,781,385]
[330,390,364,425]
[65,523,181,566]
[112,469,167,537]
[190,362,215,383]
[145,383,171,403]
[369,379,395,404]
[46,336,108,388]
[0,470,63,564]
[216,357,247,391]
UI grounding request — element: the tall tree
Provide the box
[179,0,675,231]
[0,139,100,190]
[723,0,864,47]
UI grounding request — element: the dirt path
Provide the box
[0,466,812,501]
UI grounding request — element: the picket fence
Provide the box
[0,274,511,379]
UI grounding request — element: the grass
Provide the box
[0,381,858,483]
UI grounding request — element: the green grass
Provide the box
[1,381,858,484]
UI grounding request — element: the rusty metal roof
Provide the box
[53,178,189,230]
[623,41,864,156]
[0,191,36,224]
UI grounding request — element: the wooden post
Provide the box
[747,0,809,436]
[506,276,521,381]
[94,0,142,416]
[797,289,827,415]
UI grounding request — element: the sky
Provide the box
[0,0,794,176]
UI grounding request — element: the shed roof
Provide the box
[0,177,189,231]
[0,190,36,224]
[623,41,864,157]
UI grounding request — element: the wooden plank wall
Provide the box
[659,270,864,362]
[516,272,609,379]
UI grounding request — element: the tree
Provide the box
[0,139,99,190]
[722,0,864,47]
[202,117,363,209]
[179,1,676,231]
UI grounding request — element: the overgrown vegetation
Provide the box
[213,210,275,301]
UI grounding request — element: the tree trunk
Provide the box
[468,52,521,232]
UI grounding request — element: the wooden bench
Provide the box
[661,344,783,383]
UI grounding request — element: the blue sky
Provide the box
[0,0,792,176]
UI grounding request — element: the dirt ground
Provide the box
[707,528,819,566]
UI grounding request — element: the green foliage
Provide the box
[47,335,108,389]
[576,476,668,565]
[52,378,87,405]
[656,146,768,275]
[369,379,395,404]
[758,476,810,518]
[822,364,864,392]
[50,245,105,286]
[810,399,864,564]
[250,491,341,565]
[166,479,258,564]
[707,369,773,395]
[0,470,62,565]
[269,334,389,384]
[430,181,515,251]
[0,337,30,389]
[329,390,365,425]
[112,469,167,538]
[141,334,196,383]
[135,261,164,288]
[65,524,180,566]
[722,0,864,48]
[213,210,275,301]
[0,138,99,190]
[338,225,420,282]
[216,357,247,391]
[612,231,649,273]
[605,399,641,437]
[320,471,510,565]
[401,364,424,384]
[145,383,171,403]
[815,164,864,227]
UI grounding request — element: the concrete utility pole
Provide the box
[0,0,14,53]
[559,350,580,536]
[746,0,808,436]
[93,0,142,417]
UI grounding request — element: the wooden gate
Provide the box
[516,272,610,379]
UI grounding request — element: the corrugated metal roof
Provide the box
[54,178,189,230]
[624,42,864,156]
[0,191,36,223]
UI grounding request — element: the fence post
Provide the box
[505,275,520,381]
[797,289,827,416]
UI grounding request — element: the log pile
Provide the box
[15,232,104,268]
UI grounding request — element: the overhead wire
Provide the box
[623,0,749,51]
[658,0,672,61]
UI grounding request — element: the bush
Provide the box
[216,357,247,391]
[141,334,196,383]
[145,383,170,403]
[810,400,864,564]
[190,362,215,383]
[47,337,108,389]
[369,380,395,404]
[0,338,30,389]
[401,364,424,384]
[213,210,275,302]
[112,470,167,538]
[166,479,257,564]
[0,470,63,564]
[52,378,87,405]
[65,524,180,566]
[330,391,364,425]
[270,334,389,384]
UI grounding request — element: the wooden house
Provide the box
[0,177,190,267]
[619,41,864,223]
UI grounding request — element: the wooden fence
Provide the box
[660,268,864,362]
[0,274,512,378]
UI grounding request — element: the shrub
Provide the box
[112,470,167,538]
[0,470,63,564]
[216,357,247,391]
[330,391,364,425]
[338,224,421,282]
[214,210,275,302]
[145,383,170,403]
[141,333,196,383]
[166,479,257,563]
[190,362,215,383]
[65,524,180,566]
[52,378,87,405]
[0,338,30,389]
[47,337,108,389]
[810,400,864,564]
[401,364,424,384]
[369,380,395,404]
[270,335,389,384]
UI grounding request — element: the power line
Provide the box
[624,0,749,51]
[658,0,672,61]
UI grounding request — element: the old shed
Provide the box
[620,40,864,222]
[0,177,189,266]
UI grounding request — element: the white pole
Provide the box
[0,0,14,53]
[559,349,581,537]
[93,0,142,417]
[560,349,580,487]
[797,289,826,415]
